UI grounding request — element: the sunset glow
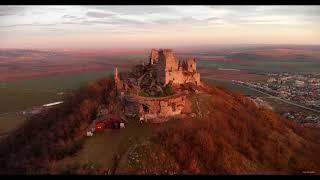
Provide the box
[1,5,320,49]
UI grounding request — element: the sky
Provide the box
[0,5,320,49]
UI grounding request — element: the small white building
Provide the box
[267,77,276,83]
[295,80,305,87]
[86,131,93,137]
[120,123,125,128]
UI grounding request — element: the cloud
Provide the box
[74,20,114,26]
[257,6,320,17]
[62,15,78,19]
[205,6,320,27]
[0,6,25,16]
[60,19,146,27]
[113,18,148,25]
[62,14,86,21]
[152,17,194,25]
[0,23,58,28]
[206,17,221,21]
[1,5,320,48]
[152,16,222,27]
[82,5,177,15]
[86,11,114,18]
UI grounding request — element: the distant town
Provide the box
[233,72,320,126]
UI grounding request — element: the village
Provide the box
[265,72,320,110]
[233,72,320,126]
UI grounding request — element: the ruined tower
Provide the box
[114,67,122,91]
[114,67,119,83]
[155,49,178,84]
[150,49,201,85]
[114,67,129,94]
[186,58,196,72]
[149,49,159,65]
[160,49,179,71]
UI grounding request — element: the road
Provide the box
[235,83,320,114]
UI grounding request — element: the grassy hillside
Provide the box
[116,84,320,174]
[0,77,319,174]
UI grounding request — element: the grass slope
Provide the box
[117,84,320,174]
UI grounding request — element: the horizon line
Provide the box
[1,43,320,51]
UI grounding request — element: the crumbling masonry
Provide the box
[150,49,201,85]
[114,49,201,123]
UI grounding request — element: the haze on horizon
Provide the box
[1,5,320,49]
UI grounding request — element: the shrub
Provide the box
[163,83,174,96]
[139,91,149,97]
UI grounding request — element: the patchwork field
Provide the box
[1,45,319,138]
[0,49,144,81]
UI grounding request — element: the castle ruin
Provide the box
[150,49,201,85]
[114,49,201,123]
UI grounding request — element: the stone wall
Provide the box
[124,93,188,123]
[187,58,197,72]
[150,49,159,65]
[151,49,201,86]
[165,71,200,85]
[161,49,179,71]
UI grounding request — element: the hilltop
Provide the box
[0,49,319,174]
[116,83,320,174]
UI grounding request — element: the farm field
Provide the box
[205,78,268,97]
[198,59,320,73]
[0,70,113,135]
[0,112,25,138]
[200,68,267,82]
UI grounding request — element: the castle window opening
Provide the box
[171,104,176,111]
[142,104,149,113]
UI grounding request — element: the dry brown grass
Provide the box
[125,85,320,175]
[1,79,320,175]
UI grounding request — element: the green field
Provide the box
[204,78,268,97]
[0,71,113,135]
[198,60,320,73]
